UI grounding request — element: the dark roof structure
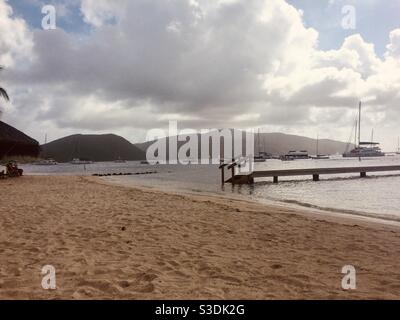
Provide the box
[0,121,40,159]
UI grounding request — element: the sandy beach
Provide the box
[0,175,400,299]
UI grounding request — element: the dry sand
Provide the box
[0,175,400,299]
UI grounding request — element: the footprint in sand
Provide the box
[130,272,158,293]
[76,279,123,295]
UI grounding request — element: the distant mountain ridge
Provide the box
[40,131,352,163]
[254,132,353,155]
[135,132,353,157]
[41,134,145,162]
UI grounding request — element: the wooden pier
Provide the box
[220,159,400,184]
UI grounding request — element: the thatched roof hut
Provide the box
[0,121,40,159]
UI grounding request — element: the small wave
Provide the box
[254,173,400,185]
[272,198,400,223]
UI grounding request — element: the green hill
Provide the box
[41,134,145,162]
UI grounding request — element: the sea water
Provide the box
[20,155,400,222]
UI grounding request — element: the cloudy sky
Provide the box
[0,0,399,150]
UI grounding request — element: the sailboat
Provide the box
[114,149,126,163]
[253,129,267,162]
[114,157,126,163]
[34,134,58,165]
[396,137,400,155]
[34,158,58,165]
[343,102,385,158]
[70,136,93,164]
[311,135,330,160]
[70,158,93,165]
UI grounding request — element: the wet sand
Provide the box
[0,175,399,299]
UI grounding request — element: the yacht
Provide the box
[343,102,384,158]
[253,155,267,163]
[282,150,310,161]
[70,158,93,165]
[311,135,330,160]
[34,158,58,165]
[343,144,385,158]
[253,129,268,162]
[311,155,330,160]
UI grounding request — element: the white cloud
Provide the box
[80,0,128,27]
[1,0,400,150]
[386,28,400,58]
[0,0,33,67]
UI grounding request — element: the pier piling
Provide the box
[228,165,400,185]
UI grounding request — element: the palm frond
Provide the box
[0,66,9,101]
[0,87,9,101]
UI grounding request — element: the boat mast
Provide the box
[358,101,361,147]
[316,134,319,156]
[264,129,267,154]
[43,133,48,159]
[354,120,358,147]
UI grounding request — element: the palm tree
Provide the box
[0,66,9,101]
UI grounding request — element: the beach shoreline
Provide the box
[1,175,400,299]
[102,175,400,229]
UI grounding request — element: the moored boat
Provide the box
[281,150,310,161]
[33,158,58,165]
[343,102,384,158]
[70,158,93,165]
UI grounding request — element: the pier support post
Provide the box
[360,172,367,178]
[231,158,235,182]
[273,176,279,184]
[313,174,320,181]
[220,159,226,185]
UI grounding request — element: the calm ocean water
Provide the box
[19,156,400,222]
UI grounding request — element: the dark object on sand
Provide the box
[5,161,23,177]
[92,171,157,177]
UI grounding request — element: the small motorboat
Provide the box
[34,158,58,165]
[70,158,93,165]
[311,155,330,160]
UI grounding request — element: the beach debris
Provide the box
[1,161,24,178]
[92,171,157,177]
